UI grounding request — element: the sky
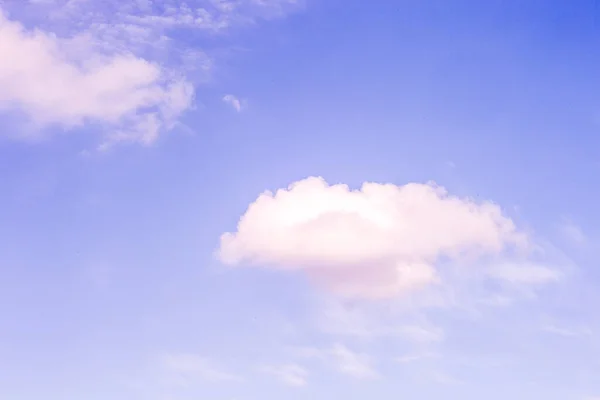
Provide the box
[1,0,600,399]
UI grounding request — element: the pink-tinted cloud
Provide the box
[217,177,526,299]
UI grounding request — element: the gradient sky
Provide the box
[1,1,600,399]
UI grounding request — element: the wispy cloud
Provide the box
[290,343,379,380]
[329,343,379,379]
[398,324,445,343]
[560,218,587,246]
[14,0,304,35]
[542,324,592,338]
[396,352,439,363]
[258,363,309,387]
[429,370,465,386]
[223,94,244,112]
[315,298,445,343]
[487,262,562,285]
[163,353,243,385]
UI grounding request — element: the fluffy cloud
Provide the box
[217,177,527,299]
[0,9,191,148]
[0,0,302,148]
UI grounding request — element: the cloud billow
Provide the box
[0,0,301,149]
[217,176,527,299]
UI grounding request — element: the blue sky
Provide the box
[1,0,600,399]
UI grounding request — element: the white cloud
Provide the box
[0,10,193,148]
[290,343,379,380]
[217,176,527,299]
[163,353,242,384]
[223,94,243,112]
[259,363,308,387]
[0,0,302,147]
